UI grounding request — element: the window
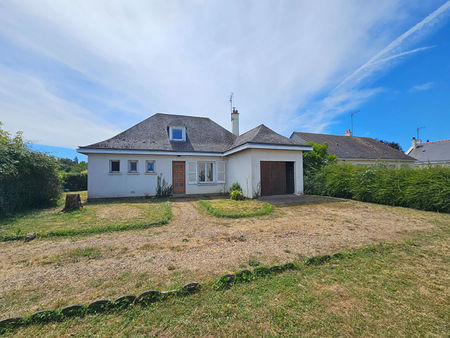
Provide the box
[110,160,120,173]
[197,161,214,183]
[169,126,186,141]
[146,160,155,173]
[128,160,138,173]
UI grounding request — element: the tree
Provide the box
[379,140,403,152]
[303,142,337,194]
[0,122,61,215]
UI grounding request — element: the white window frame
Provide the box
[109,160,120,173]
[169,126,186,142]
[128,160,138,173]
[197,161,215,183]
[145,160,156,173]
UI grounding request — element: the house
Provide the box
[406,137,450,166]
[77,110,312,199]
[290,130,415,167]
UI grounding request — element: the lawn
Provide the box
[198,199,274,218]
[4,215,449,337]
[0,191,172,239]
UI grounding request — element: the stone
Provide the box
[30,310,59,323]
[114,295,136,307]
[0,317,23,329]
[269,265,281,272]
[24,232,37,242]
[182,282,200,293]
[62,194,82,212]
[61,304,84,317]
[88,299,112,313]
[160,290,177,299]
[136,290,161,305]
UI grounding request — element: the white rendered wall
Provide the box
[225,149,253,198]
[87,154,226,199]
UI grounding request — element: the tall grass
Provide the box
[307,163,450,213]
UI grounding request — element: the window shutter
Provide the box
[217,161,225,183]
[188,161,197,184]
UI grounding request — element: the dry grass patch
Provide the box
[0,191,172,239]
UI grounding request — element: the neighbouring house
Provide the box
[77,110,312,199]
[406,137,450,166]
[290,130,415,167]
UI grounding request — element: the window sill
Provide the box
[145,172,157,175]
[127,172,140,175]
[108,172,122,175]
[195,182,221,186]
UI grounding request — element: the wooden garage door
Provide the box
[260,161,286,196]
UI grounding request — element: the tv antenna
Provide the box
[350,110,359,135]
[416,126,425,140]
[229,93,234,114]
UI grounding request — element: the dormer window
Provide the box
[169,126,186,141]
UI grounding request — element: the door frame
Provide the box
[172,161,186,194]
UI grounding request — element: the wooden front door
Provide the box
[260,161,287,196]
[172,161,186,194]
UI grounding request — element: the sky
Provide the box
[0,0,449,161]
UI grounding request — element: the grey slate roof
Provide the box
[292,132,414,161]
[80,113,306,153]
[408,139,450,162]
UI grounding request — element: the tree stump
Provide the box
[63,194,82,212]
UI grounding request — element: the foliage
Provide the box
[308,163,450,212]
[0,122,61,216]
[378,139,403,152]
[61,171,87,191]
[156,174,173,197]
[230,190,244,200]
[230,182,242,192]
[303,142,337,193]
[199,199,274,218]
[57,157,87,173]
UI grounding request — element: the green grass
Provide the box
[199,199,274,218]
[5,217,449,337]
[0,192,172,240]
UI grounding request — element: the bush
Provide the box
[230,190,244,201]
[0,123,61,215]
[230,182,242,192]
[61,172,87,191]
[308,163,450,213]
[156,174,172,197]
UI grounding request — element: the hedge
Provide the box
[307,163,450,213]
[61,172,87,191]
[0,124,61,216]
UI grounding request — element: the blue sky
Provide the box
[0,0,449,161]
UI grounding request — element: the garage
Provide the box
[260,161,294,196]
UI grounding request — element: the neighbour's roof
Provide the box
[408,139,450,162]
[292,132,414,161]
[80,113,308,154]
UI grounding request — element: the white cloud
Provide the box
[0,0,449,146]
[409,82,435,92]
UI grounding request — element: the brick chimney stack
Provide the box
[345,129,352,136]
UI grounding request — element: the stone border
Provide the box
[0,245,388,333]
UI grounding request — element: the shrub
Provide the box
[61,171,87,191]
[0,123,61,216]
[230,190,244,201]
[156,174,173,197]
[230,182,242,192]
[308,163,450,213]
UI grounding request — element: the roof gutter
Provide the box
[77,143,313,157]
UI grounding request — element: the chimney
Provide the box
[411,137,417,149]
[231,108,239,136]
[345,129,352,136]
